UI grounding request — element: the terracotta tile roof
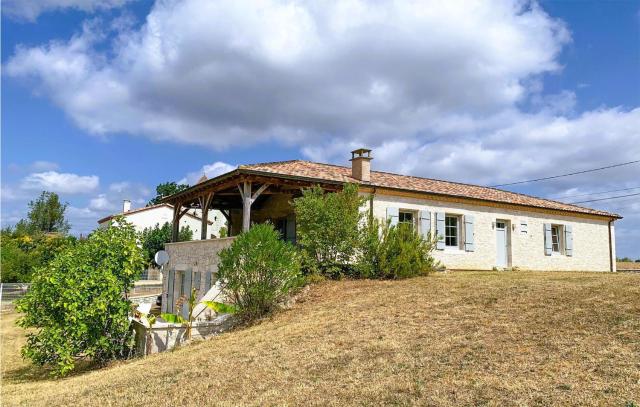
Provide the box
[240,160,620,218]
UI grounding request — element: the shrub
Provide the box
[139,222,192,266]
[358,220,438,279]
[293,183,366,277]
[16,218,145,376]
[217,223,302,320]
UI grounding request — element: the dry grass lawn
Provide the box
[618,261,640,271]
[2,271,639,406]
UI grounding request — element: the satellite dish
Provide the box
[154,250,170,266]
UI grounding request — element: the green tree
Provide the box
[147,182,190,206]
[217,223,302,320]
[293,183,366,277]
[16,218,145,376]
[23,191,70,234]
[139,222,193,266]
[0,230,75,283]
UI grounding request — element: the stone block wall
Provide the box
[162,238,235,313]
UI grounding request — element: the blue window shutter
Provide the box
[166,269,175,313]
[193,271,201,296]
[436,212,446,250]
[419,210,431,239]
[520,219,528,234]
[386,207,399,226]
[544,223,552,256]
[204,272,212,291]
[181,270,192,320]
[565,225,573,256]
[464,215,475,252]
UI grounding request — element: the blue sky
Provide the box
[1,0,639,258]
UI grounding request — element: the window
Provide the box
[551,225,563,253]
[399,210,415,229]
[445,215,460,247]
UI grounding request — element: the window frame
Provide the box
[550,224,564,254]
[444,214,462,248]
[398,210,416,230]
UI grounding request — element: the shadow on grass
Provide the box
[3,359,100,384]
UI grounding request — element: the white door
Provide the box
[496,221,508,267]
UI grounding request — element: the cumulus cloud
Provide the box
[2,0,132,21]
[6,0,569,149]
[179,162,236,185]
[302,107,640,194]
[21,171,99,194]
[88,194,115,211]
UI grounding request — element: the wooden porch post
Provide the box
[237,181,271,232]
[198,192,214,240]
[171,203,190,242]
[241,181,251,232]
[220,210,232,235]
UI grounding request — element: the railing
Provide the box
[1,280,163,310]
[1,283,30,309]
[140,268,163,281]
[130,281,163,297]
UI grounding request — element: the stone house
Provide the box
[160,149,620,317]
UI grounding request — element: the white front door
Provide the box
[496,221,508,268]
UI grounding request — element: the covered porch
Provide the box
[163,171,340,243]
[159,170,340,317]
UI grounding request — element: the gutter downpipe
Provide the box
[608,218,614,272]
[369,188,376,222]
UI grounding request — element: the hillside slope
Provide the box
[2,271,639,406]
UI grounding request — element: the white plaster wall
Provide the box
[98,206,225,239]
[371,193,614,272]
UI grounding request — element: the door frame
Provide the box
[495,219,512,268]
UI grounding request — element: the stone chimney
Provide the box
[123,199,131,212]
[350,148,373,182]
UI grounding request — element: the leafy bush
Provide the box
[217,223,302,320]
[293,183,366,277]
[16,218,145,376]
[358,219,438,279]
[139,222,193,266]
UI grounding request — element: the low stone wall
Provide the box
[162,238,235,314]
[164,237,235,274]
[132,314,237,355]
[130,294,158,305]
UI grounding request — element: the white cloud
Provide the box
[179,162,236,185]
[88,194,115,211]
[6,0,569,149]
[30,160,60,172]
[108,181,131,193]
[1,186,26,202]
[305,107,640,193]
[2,0,132,21]
[21,171,99,194]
